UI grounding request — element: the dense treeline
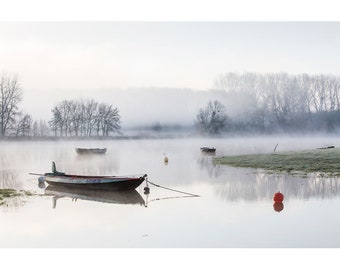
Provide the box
[49,99,121,137]
[196,72,340,135]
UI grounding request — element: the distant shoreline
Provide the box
[0,134,198,141]
[0,135,157,141]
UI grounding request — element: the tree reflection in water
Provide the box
[214,168,340,202]
[197,153,340,202]
[0,152,28,209]
[0,194,28,209]
[0,153,20,189]
[197,155,223,178]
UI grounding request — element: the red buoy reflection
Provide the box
[273,202,284,212]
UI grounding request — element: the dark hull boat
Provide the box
[42,162,147,191]
[200,147,216,155]
[317,145,335,150]
[75,148,107,154]
[45,185,145,207]
[44,173,147,190]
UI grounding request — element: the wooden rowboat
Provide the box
[44,173,147,190]
[40,162,147,191]
[75,148,107,154]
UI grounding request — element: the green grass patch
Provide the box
[213,148,340,176]
[0,189,34,206]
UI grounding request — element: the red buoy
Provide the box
[273,192,284,203]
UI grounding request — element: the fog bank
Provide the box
[23,87,244,128]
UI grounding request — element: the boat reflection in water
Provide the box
[44,185,145,209]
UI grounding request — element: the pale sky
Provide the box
[1,20,340,124]
[1,22,340,92]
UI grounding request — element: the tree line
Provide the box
[49,99,121,137]
[3,71,340,137]
[0,73,121,137]
[196,72,340,135]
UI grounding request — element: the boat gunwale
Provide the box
[44,173,147,181]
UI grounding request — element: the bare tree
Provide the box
[69,101,82,136]
[33,120,50,137]
[49,106,63,136]
[310,75,328,112]
[324,75,340,112]
[15,113,32,136]
[48,98,121,137]
[84,99,98,136]
[102,105,121,136]
[0,73,23,136]
[60,100,73,136]
[195,100,229,135]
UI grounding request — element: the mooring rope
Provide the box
[149,195,199,202]
[145,179,200,197]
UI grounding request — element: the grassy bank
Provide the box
[213,148,340,176]
[0,189,33,206]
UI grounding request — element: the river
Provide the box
[1,136,340,248]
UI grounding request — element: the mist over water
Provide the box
[1,136,340,247]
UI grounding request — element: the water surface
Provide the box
[1,136,340,247]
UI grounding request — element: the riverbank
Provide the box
[0,189,33,206]
[213,148,340,176]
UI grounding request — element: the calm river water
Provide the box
[1,136,340,248]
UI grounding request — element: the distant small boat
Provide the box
[45,185,145,208]
[39,162,147,191]
[200,147,216,154]
[75,148,107,154]
[317,145,335,150]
